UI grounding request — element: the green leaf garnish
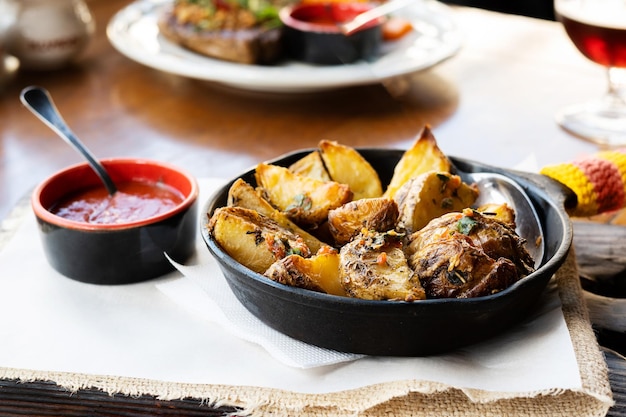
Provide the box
[286,194,312,212]
[457,215,478,235]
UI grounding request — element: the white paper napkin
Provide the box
[156,177,585,394]
[158,228,583,394]
[164,253,364,368]
[158,177,362,368]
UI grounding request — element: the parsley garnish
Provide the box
[286,194,312,212]
[457,215,478,235]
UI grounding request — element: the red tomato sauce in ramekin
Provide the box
[51,180,184,225]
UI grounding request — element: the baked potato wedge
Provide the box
[319,140,383,200]
[227,178,275,212]
[255,162,353,227]
[227,178,325,253]
[340,230,425,301]
[207,206,311,274]
[383,125,452,199]
[394,171,479,233]
[264,251,345,296]
[328,197,399,246]
[288,150,331,181]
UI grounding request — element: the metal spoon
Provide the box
[458,170,545,268]
[340,0,416,35]
[20,86,117,195]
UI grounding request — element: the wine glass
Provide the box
[554,0,626,147]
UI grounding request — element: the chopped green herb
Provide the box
[457,215,478,235]
[436,173,450,182]
[437,173,450,192]
[286,194,312,212]
[370,230,404,249]
[287,247,303,256]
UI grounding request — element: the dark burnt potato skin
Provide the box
[468,217,535,279]
[409,235,520,298]
[407,209,535,299]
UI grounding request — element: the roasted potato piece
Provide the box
[264,251,346,296]
[407,209,535,295]
[255,162,353,227]
[476,202,516,229]
[394,171,479,233]
[410,234,520,299]
[227,178,326,253]
[383,125,452,199]
[319,140,383,200]
[227,178,272,210]
[288,150,331,181]
[340,230,426,301]
[328,197,399,245]
[207,206,311,274]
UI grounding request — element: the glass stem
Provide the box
[607,67,626,105]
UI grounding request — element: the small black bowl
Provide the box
[201,149,573,356]
[32,158,198,285]
[279,2,383,65]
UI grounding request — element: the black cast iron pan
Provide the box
[201,148,574,356]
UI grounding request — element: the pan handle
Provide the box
[451,157,578,214]
[505,170,578,214]
[540,151,626,217]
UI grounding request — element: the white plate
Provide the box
[106,0,462,93]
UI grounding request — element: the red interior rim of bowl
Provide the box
[280,2,381,33]
[32,158,199,231]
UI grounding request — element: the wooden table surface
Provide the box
[1,0,625,415]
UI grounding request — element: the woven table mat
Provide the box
[0,198,614,416]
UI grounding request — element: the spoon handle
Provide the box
[340,0,416,35]
[20,86,118,195]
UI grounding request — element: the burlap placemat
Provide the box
[0,199,614,416]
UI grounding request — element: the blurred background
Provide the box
[442,0,555,20]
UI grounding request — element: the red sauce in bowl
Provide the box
[51,181,184,225]
[283,3,380,33]
[279,2,384,64]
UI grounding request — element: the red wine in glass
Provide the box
[555,0,626,147]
